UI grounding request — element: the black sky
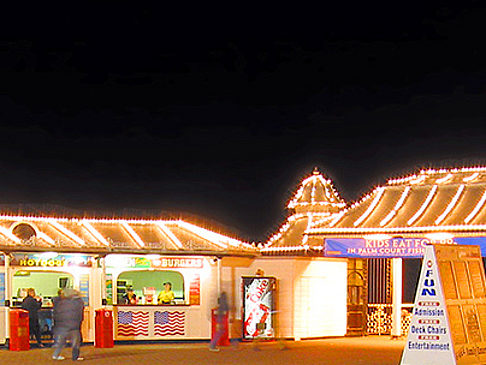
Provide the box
[1,3,486,241]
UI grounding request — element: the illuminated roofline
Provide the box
[81,221,110,246]
[288,170,344,209]
[261,244,323,253]
[265,212,335,247]
[307,224,486,235]
[121,222,145,248]
[325,186,384,228]
[0,214,251,249]
[49,220,86,246]
[407,185,438,226]
[465,188,486,224]
[353,187,385,227]
[155,222,184,250]
[380,186,411,227]
[434,184,465,225]
[387,166,486,186]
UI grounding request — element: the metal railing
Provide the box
[367,303,413,336]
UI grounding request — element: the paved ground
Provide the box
[0,336,406,365]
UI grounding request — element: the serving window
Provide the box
[116,270,185,305]
[12,270,74,307]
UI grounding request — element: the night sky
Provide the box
[2,4,486,241]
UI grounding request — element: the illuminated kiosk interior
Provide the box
[12,271,74,306]
[105,254,220,340]
[116,270,184,304]
[11,269,74,339]
[105,255,211,306]
[8,251,94,342]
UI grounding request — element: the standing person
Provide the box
[21,288,45,348]
[123,288,137,305]
[157,282,175,305]
[51,289,84,361]
[209,291,229,352]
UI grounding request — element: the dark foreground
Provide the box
[0,336,405,365]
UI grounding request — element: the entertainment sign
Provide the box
[325,237,486,258]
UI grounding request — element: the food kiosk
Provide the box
[5,252,100,343]
[0,215,259,346]
[105,254,219,340]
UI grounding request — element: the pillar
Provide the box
[391,258,402,338]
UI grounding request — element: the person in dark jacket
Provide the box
[21,288,45,348]
[51,288,84,361]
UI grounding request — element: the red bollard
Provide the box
[9,309,30,351]
[211,309,230,346]
[95,309,114,348]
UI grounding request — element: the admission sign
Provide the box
[401,244,486,365]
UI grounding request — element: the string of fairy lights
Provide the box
[267,166,486,253]
[3,167,486,255]
[264,169,346,250]
[0,215,254,252]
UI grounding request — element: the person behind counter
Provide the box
[21,288,45,348]
[157,282,175,305]
[123,288,138,305]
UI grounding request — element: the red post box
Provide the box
[9,309,30,351]
[95,309,114,348]
[211,308,230,346]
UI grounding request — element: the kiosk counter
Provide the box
[105,254,217,340]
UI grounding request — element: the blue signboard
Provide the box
[79,274,89,306]
[0,273,5,306]
[325,237,486,258]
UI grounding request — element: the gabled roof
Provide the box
[308,167,486,236]
[288,167,346,213]
[0,215,256,256]
[261,168,346,254]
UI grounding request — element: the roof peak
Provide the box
[288,168,346,213]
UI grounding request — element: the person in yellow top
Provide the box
[158,282,175,305]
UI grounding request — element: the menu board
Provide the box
[400,244,486,365]
[189,274,200,305]
[242,276,276,340]
[79,274,90,306]
[106,274,113,305]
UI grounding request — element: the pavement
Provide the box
[0,336,406,365]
